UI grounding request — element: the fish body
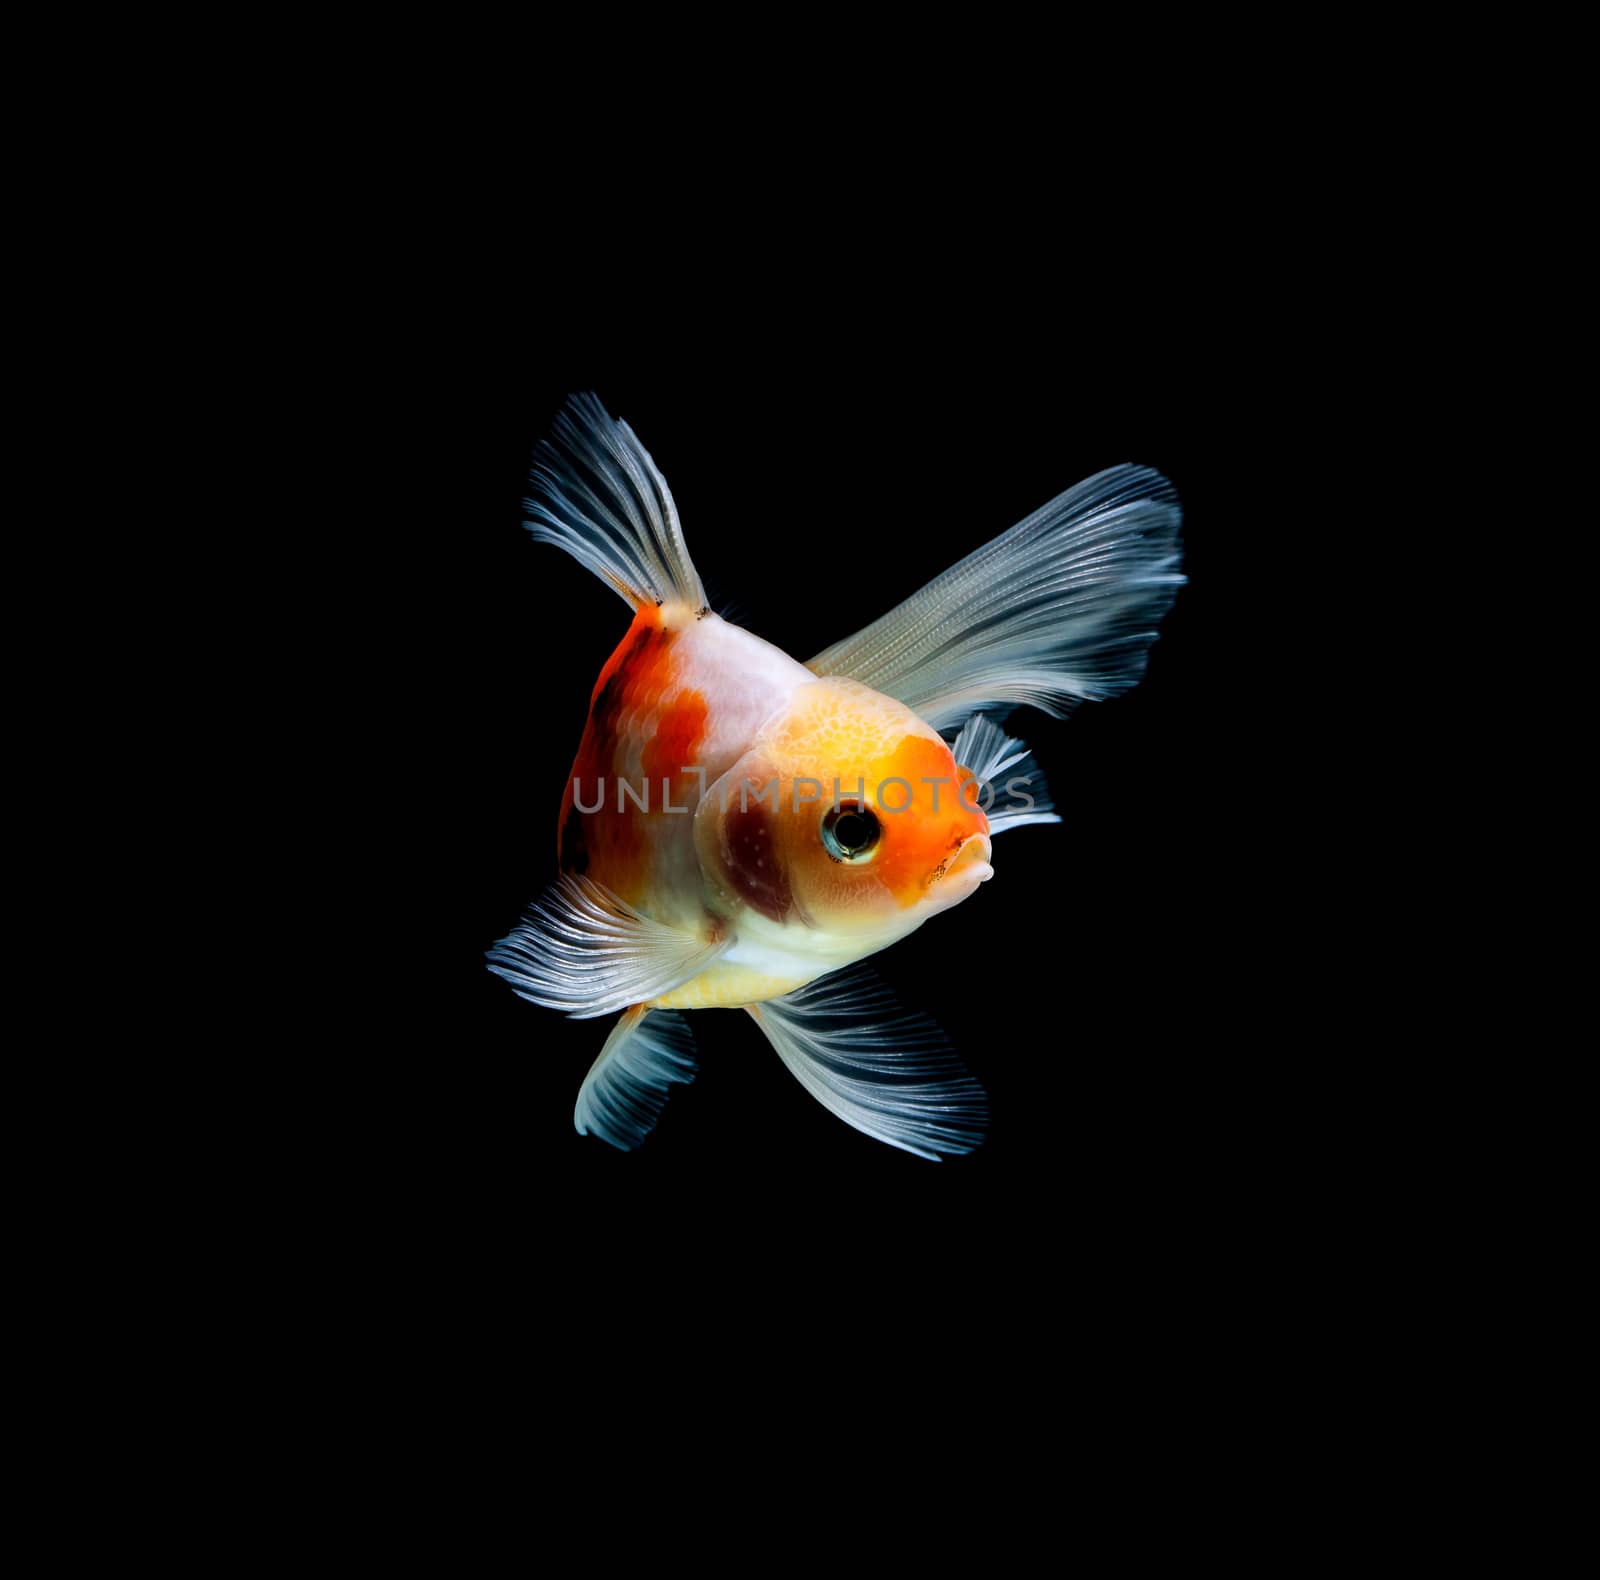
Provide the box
[558,604,992,1006]
[489,395,1184,1157]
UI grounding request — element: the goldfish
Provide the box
[488,394,1184,1158]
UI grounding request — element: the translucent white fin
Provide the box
[487,875,728,1020]
[575,1006,697,1150]
[525,393,706,612]
[948,713,1063,836]
[808,465,1184,731]
[749,969,987,1160]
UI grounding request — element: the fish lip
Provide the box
[933,833,994,887]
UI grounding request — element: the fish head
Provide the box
[696,678,992,940]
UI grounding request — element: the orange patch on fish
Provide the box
[558,609,659,890]
[642,687,709,783]
[865,734,989,906]
[557,607,708,905]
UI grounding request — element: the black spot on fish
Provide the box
[723,801,791,923]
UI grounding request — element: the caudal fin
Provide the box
[808,464,1184,732]
[748,968,987,1160]
[525,393,707,612]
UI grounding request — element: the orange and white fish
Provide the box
[489,395,1183,1157]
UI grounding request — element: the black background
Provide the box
[64,71,1433,1504]
[342,316,1308,1298]
[347,324,1299,1285]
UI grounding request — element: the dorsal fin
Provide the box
[525,393,707,612]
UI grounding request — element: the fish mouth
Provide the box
[933,833,993,889]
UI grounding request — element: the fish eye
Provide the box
[821,801,881,862]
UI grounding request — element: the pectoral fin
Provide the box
[487,875,729,1019]
[575,1006,697,1150]
[948,713,1062,835]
